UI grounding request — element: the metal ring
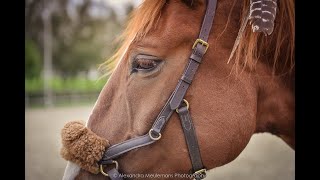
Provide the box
[176,99,190,113]
[149,129,162,141]
[193,168,207,179]
[100,160,119,177]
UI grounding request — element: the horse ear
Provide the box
[249,0,278,35]
[181,0,197,8]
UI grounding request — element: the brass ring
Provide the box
[193,168,207,179]
[149,129,162,141]
[176,99,189,113]
[100,160,119,177]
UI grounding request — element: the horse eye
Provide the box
[132,55,162,73]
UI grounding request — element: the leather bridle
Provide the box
[98,0,217,179]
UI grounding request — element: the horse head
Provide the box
[62,0,294,179]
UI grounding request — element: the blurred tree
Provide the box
[125,3,135,17]
[25,0,126,78]
[25,39,42,79]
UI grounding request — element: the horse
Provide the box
[62,0,294,179]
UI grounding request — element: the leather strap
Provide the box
[100,93,175,162]
[169,0,217,110]
[107,168,123,180]
[99,0,217,177]
[177,105,206,180]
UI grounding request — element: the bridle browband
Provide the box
[99,0,217,179]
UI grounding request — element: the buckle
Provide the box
[192,168,207,179]
[192,39,209,53]
[100,160,119,177]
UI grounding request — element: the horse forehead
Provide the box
[165,2,203,35]
[135,2,204,50]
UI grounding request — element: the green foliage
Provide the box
[25,0,135,97]
[25,39,42,78]
[53,34,103,77]
[26,0,126,78]
[25,77,107,94]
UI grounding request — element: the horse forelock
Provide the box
[99,0,167,76]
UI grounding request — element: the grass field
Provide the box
[26,105,294,180]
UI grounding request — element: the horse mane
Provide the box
[100,0,295,76]
[231,0,295,75]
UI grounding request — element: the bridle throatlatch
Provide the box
[60,0,217,179]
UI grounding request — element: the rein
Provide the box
[99,1,217,179]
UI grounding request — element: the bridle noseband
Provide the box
[99,0,217,179]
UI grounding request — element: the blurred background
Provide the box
[25,0,294,179]
[25,0,141,107]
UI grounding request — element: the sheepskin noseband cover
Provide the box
[60,121,110,174]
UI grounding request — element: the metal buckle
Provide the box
[176,99,190,113]
[192,168,207,179]
[100,160,119,177]
[149,129,162,141]
[192,39,209,53]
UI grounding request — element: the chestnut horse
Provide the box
[63,0,294,179]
